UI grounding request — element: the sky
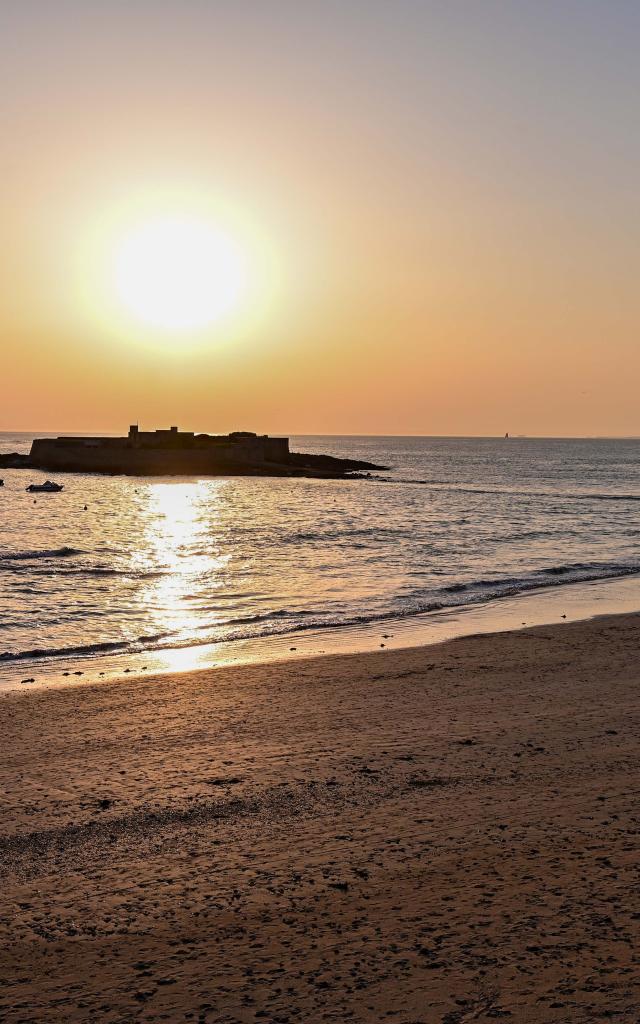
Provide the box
[1,0,639,436]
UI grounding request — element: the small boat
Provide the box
[26,480,64,493]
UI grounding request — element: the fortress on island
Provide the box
[29,425,291,475]
[1,425,385,478]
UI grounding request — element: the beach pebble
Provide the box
[133,990,154,1003]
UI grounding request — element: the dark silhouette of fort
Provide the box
[1,425,385,478]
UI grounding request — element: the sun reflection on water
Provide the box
[135,480,231,645]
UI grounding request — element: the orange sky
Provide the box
[2,2,639,436]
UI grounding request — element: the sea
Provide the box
[2,433,640,686]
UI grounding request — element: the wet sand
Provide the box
[1,614,640,1022]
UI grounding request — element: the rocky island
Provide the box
[0,425,387,478]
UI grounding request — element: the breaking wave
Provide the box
[3,559,640,665]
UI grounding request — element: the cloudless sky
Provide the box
[2,0,639,434]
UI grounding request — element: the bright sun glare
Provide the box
[112,216,249,332]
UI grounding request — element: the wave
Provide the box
[266,560,640,634]
[0,630,174,663]
[3,559,640,665]
[0,557,167,579]
[0,640,130,662]
[284,525,405,543]
[384,479,640,502]
[217,560,640,639]
[231,608,322,626]
[0,546,80,562]
[40,566,166,579]
[0,565,166,580]
[439,561,640,596]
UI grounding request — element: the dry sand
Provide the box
[1,614,640,1022]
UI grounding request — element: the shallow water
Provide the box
[1,434,640,671]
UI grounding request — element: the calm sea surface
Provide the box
[1,434,640,667]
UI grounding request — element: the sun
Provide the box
[112,216,249,332]
[66,189,284,347]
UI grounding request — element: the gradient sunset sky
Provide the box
[2,1,639,436]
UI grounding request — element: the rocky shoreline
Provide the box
[0,448,388,479]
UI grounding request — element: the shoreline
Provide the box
[4,571,640,693]
[2,613,640,1021]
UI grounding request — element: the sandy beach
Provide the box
[2,614,640,1023]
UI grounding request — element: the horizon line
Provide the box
[2,428,640,441]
